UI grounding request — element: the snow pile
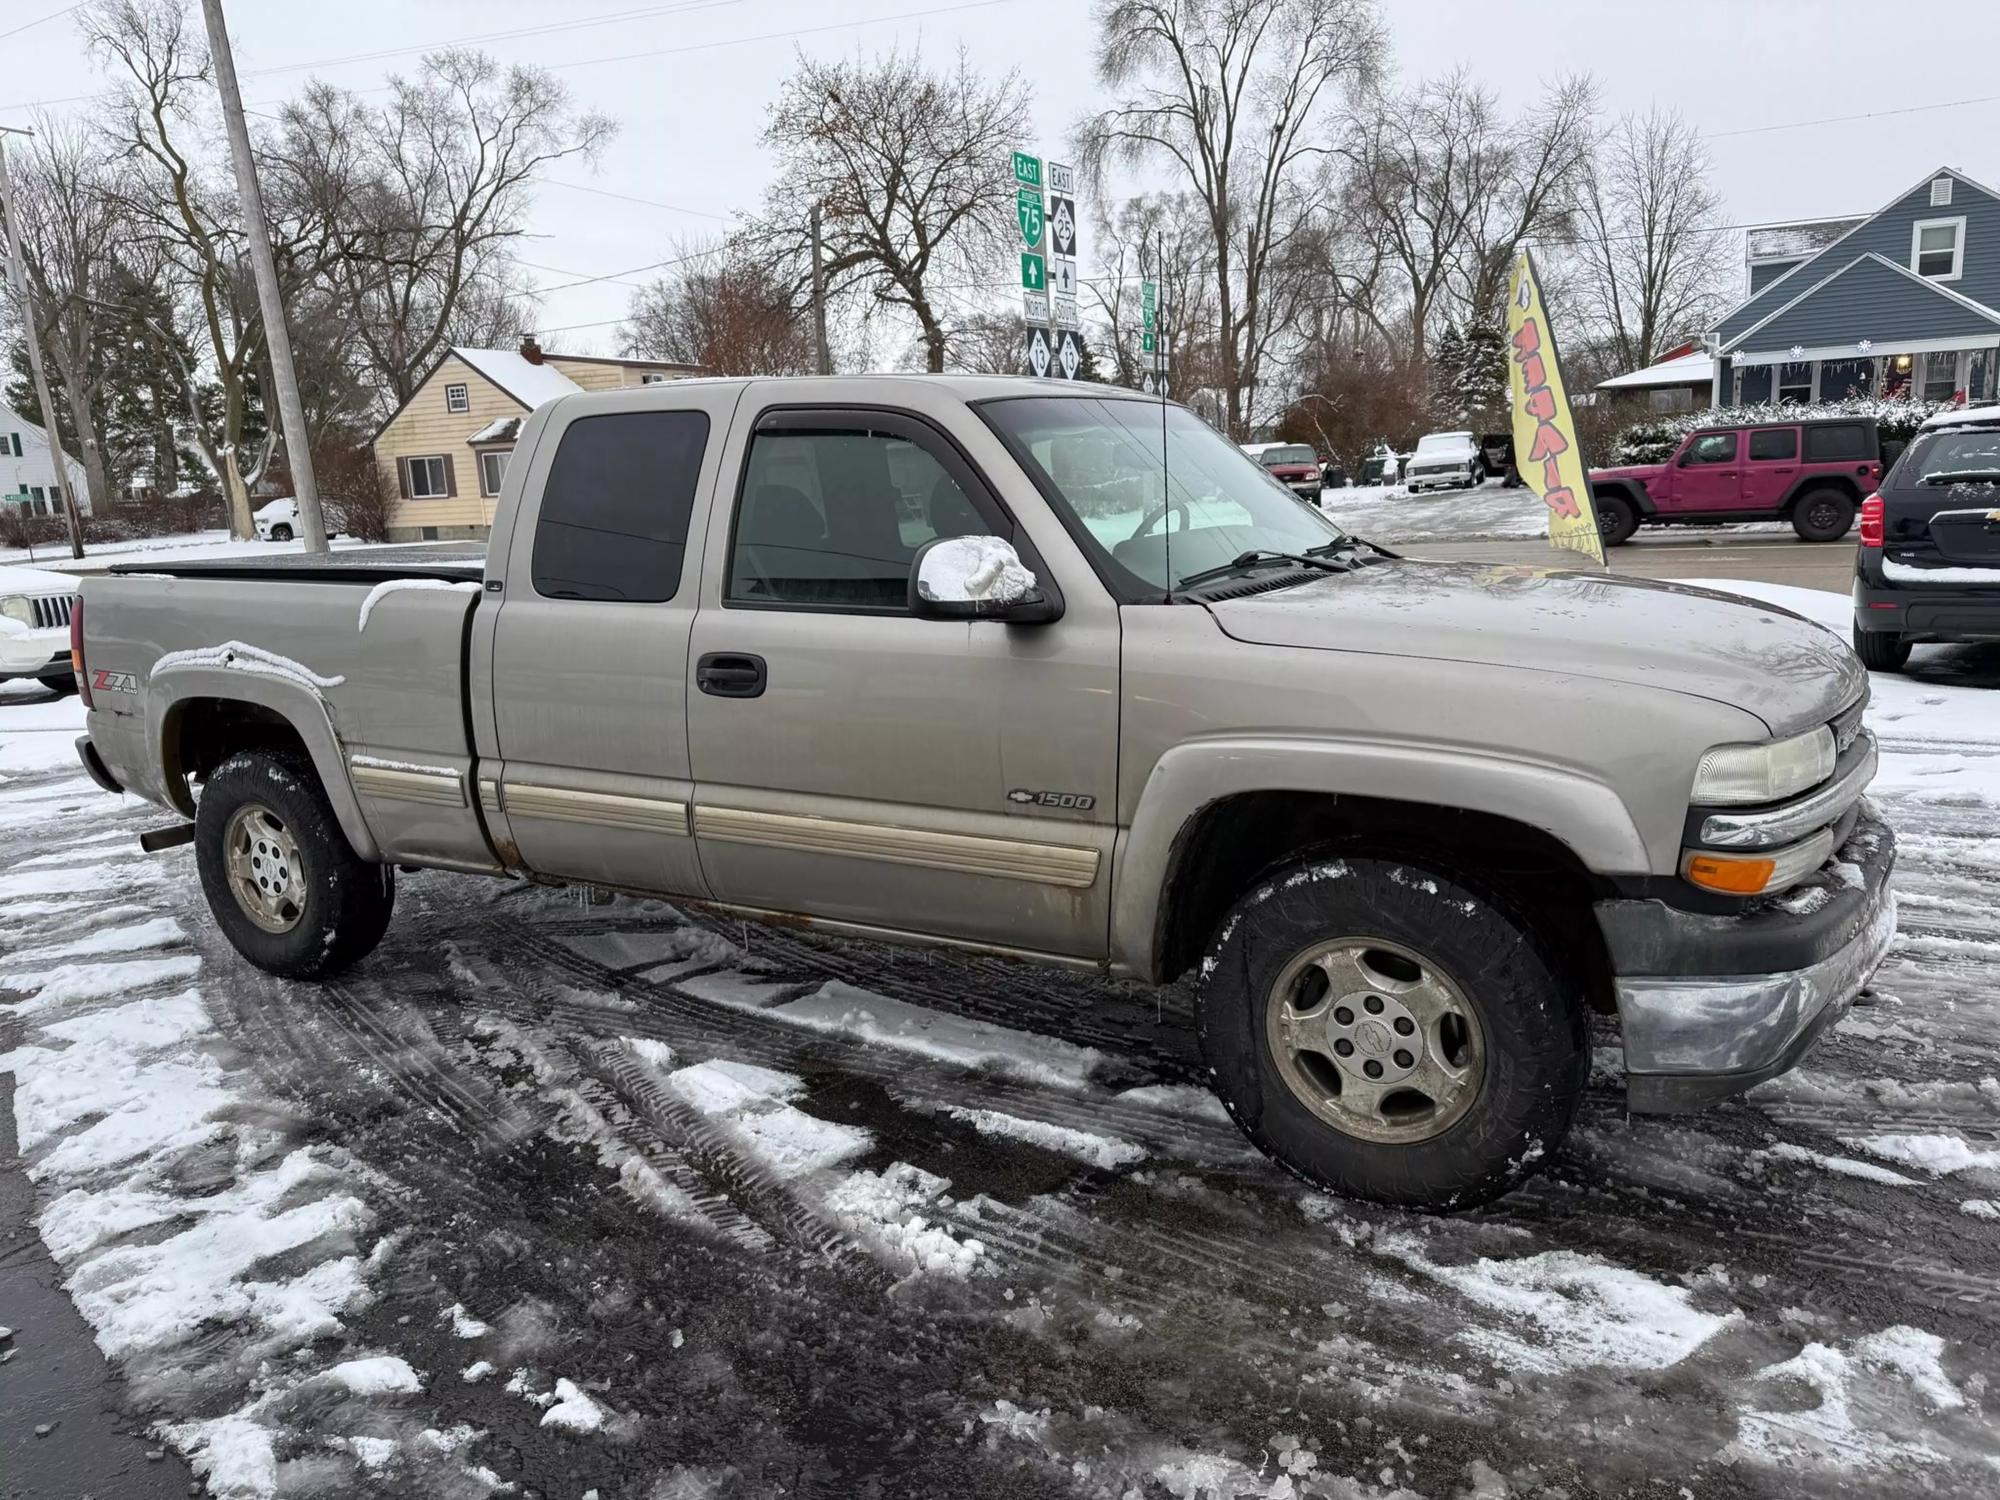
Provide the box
[151,640,345,691]
[945,1106,1146,1169]
[540,1377,607,1434]
[1842,1133,2000,1176]
[1762,1142,1920,1187]
[1388,1243,1738,1374]
[826,1162,986,1278]
[913,535,1037,604]
[1961,1200,1999,1220]
[769,981,1104,1089]
[1737,1325,1976,1471]
[664,1058,870,1179]
[323,1355,424,1395]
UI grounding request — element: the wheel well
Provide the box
[1591,480,1643,514]
[1785,476,1859,511]
[1155,791,1617,1011]
[165,697,313,804]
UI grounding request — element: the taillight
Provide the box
[70,597,91,708]
[1859,493,1884,549]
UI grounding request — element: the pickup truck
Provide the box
[1588,416,1882,545]
[72,375,1896,1209]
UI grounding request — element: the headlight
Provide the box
[0,596,32,626]
[1692,727,1836,806]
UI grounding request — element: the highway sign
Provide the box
[1026,325,1053,378]
[1141,279,1156,310]
[1023,290,1049,323]
[1012,151,1041,188]
[1141,331,1157,354]
[1052,328,1084,381]
[1020,251,1045,291]
[1141,371,1155,394]
[1047,161,1075,196]
[1052,291,1078,329]
[1048,195,1078,257]
[1016,188,1045,249]
[1049,255,1076,296]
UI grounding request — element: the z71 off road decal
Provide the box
[91,669,138,694]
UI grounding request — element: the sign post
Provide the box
[1505,250,1604,566]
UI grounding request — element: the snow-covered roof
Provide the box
[1920,402,2000,431]
[1596,350,1716,391]
[467,415,524,445]
[452,348,582,409]
[1745,217,1867,263]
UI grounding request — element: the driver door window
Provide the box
[1684,432,1738,465]
[728,429,998,610]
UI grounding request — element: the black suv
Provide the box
[1852,407,2000,672]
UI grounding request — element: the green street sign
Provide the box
[1012,151,1041,188]
[1020,251,1045,292]
[1016,188,1044,248]
[1141,331,1157,354]
[1141,279,1156,310]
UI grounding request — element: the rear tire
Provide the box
[1195,854,1588,1209]
[195,749,394,978]
[1853,625,1910,673]
[37,672,77,697]
[1595,491,1639,546]
[1792,490,1854,542]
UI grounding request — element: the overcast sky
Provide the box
[6,0,2000,357]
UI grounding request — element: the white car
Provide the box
[1404,431,1483,494]
[0,563,82,693]
[254,497,346,542]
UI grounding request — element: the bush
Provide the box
[1608,396,1954,466]
[313,442,393,542]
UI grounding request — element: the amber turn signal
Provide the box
[1684,853,1777,895]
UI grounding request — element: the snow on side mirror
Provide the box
[909,536,1055,623]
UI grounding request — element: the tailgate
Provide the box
[1925,504,2000,568]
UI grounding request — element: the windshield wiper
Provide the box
[1177,549,1349,589]
[1920,469,2000,485]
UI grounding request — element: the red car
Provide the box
[1588,417,1882,545]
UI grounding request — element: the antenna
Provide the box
[1156,229,1172,604]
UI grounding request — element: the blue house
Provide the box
[1709,166,2000,409]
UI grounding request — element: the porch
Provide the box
[1726,342,1999,407]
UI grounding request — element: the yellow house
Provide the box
[371,339,702,540]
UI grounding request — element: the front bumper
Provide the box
[0,635,72,680]
[1596,805,1897,1113]
[1407,470,1475,492]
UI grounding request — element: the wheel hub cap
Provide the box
[223,803,306,934]
[1265,937,1486,1144]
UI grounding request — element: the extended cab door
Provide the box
[1669,429,1743,510]
[476,384,742,894]
[683,385,1120,959]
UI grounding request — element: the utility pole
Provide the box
[809,201,831,376]
[200,0,328,552]
[0,126,83,560]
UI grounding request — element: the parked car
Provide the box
[0,564,81,695]
[1320,463,1349,490]
[1588,417,1882,545]
[1851,405,2000,671]
[75,374,1892,1209]
[1477,433,1520,486]
[1355,447,1402,486]
[1240,442,1323,500]
[1404,431,1483,493]
[254,496,348,542]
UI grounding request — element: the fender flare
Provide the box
[1779,473,1859,513]
[1110,736,1651,978]
[1592,478,1654,516]
[146,662,380,862]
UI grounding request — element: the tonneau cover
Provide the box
[108,544,486,585]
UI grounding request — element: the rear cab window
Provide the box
[1747,428,1797,461]
[532,411,710,601]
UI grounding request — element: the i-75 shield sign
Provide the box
[1016,188,1045,249]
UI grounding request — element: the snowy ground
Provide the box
[1319,480,1800,547]
[2,603,1997,1498]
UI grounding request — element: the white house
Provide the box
[0,401,90,517]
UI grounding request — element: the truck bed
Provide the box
[107,544,486,585]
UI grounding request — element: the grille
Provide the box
[30,594,77,631]
[1830,693,1866,754]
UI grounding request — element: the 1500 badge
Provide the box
[1007,789,1095,810]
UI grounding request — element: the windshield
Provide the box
[1415,433,1472,455]
[1909,428,2000,487]
[980,397,1347,598]
[1258,445,1317,467]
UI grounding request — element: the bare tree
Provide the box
[292,53,613,410]
[750,45,1028,373]
[1573,107,1730,373]
[0,116,124,515]
[945,309,1030,375]
[1079,0,1384,438]
[621,240,813,375]
[1339,69,1596,365]
[1088,192,1220,396]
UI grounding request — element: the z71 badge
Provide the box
[1007,789,1095,811]
[91,669,139,694]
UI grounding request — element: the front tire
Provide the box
[195,749,394,978]
[1792,490,1854,542]
[1853,625,1910,672]
[1196,855,1588,1208]
[1595,491,1639,546]
[269,523,294,542]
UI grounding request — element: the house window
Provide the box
[1920,350,1961,403]
[4,433,18,457]
[1776,362,1814,404]
[1911,216,1965,280]
[445,382,470,413]
[640,372,671,385]
[407,455,450,499]
[478,449,509,497]
[1931,177,1953,207]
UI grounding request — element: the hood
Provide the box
[1204,559,1862,735]
[1267,464,1318,477]
[1590,462,1664,482]
[0,564,78,595]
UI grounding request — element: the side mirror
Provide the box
[909,535,1057,624]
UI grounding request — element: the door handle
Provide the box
[696,652,766,698]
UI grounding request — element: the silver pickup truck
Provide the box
[72,375,1895,1208]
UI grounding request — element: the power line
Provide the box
[1705,93,2000,141]
[0,3,78,45]
[536,177,732,223]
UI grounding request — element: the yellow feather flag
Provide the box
[1506,250,1605,566]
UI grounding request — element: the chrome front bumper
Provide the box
[1599,808,1897,1113]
